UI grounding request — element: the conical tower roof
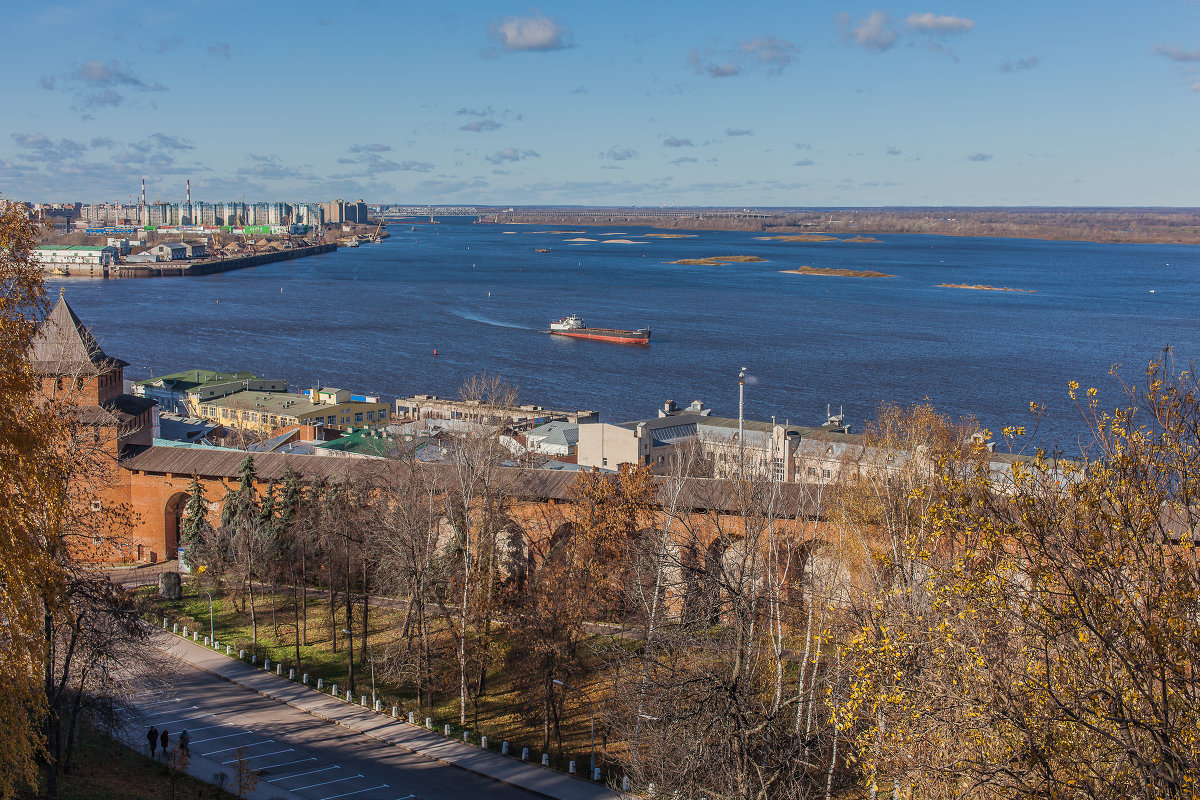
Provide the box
[31,292,128,375]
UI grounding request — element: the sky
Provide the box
[2,1,1199,207]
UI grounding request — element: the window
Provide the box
[366,411,375,421]
[354,413,364,423]
[822,469,831,479]
[602,458,608,466]
[773,457,785,482]
[378,410,387,419]
[327,415,336,425]
[808,467,818,477]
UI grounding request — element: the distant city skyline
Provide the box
[3,1,1199,206]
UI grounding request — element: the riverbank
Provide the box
[479,208,1200,245]
[47,243,338,278]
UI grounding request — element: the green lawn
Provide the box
[148,584,617,773]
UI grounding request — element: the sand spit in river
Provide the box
[781,266,893,278]
[756,234,840,243]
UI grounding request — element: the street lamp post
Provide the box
[553,679,595,774]
[344,629,376,705]
[203,589,214,644]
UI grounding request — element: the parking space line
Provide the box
[222,748,294,765]
[269,765,339,783]
[139,698,180,708]
[145,705,197,718]
[204,739,273,756]
[319,784,388,800]
[257,756,317,771]
[150,711,219,726]
[291,774,364,792]
[193,731,252,744]
[168,723,225,734]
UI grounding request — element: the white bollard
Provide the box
[361,694,368,707]
[276,664,282,676]
[239,649,245,660]
[303,673,309,685]
[502,741,509,756]
[346,689,353,702]
[203,636,209,646]
[374,700,381,712]
[250,655,257,665]
[192,631,198,641]
[593,768,601,781]
[331,683,338,696]
[163,617,168,629]
[444,724,451,736]
[425,717,433,730]
[182,626,188,637]
[569,760,576,774]
[481,735,488,749]
[542,753,550,767]
[521,747,529,761]
[225,645,232,656]
[391,705,398,718]
[289,668,295,680]
[263,658,270,671]
[316,678,324,689]
[462,730,469,742]
[408,711,415,724]
[173,623,178,633]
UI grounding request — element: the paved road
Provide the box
[132,657,561,800]
[141,629,623,800]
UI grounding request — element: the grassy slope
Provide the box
[149,587,614,770]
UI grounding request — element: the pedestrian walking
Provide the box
[160,729,169,757]
[147,726,158,758]
[178,730,190,755]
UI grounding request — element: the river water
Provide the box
[46,217,1200,449]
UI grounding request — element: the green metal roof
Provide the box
[315,428,397,458]
[136,369,257,392]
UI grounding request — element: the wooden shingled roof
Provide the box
[120,445,823,517]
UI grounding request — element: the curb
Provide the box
[150,621,624,800]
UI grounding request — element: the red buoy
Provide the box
[433,349,438,356]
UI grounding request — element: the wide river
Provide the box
[47,217,1200,450]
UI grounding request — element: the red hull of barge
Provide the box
[551,329,650,344]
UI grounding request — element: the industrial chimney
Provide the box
[186,179,191,205]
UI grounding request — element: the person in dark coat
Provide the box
[160,729,169,756]
[147,726,159,757]
[178,730,190,755]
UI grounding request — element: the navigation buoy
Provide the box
[433,349,438,356]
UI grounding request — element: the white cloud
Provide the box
[836,11,898,53]
[794,159,815,167]
[999,56,1040,72]
[1154,42,1200,63]
[689,36,795,77]
[905,13,974,33]
[725,129,754,137]
[601,147,638,161]
[488,14,569,53]
[663,137,694,148]
[967,152,993,162]
[485,147,540,164]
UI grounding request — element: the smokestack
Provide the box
[141,178,145,207]
[186,179,190,205]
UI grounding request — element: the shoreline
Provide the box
[478,213,1200,247]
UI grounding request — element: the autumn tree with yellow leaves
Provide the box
[0,200,66,799]
[836,362,1200,798]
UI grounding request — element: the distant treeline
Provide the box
[482,207,1200,244]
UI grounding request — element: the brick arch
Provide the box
[164,491,189,556]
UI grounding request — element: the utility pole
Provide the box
[738,366,747,474]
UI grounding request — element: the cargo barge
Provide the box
[547,314,650,344]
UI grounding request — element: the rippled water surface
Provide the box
[48,218,1200,447]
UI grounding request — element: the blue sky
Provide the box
[3,1,1199,206]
